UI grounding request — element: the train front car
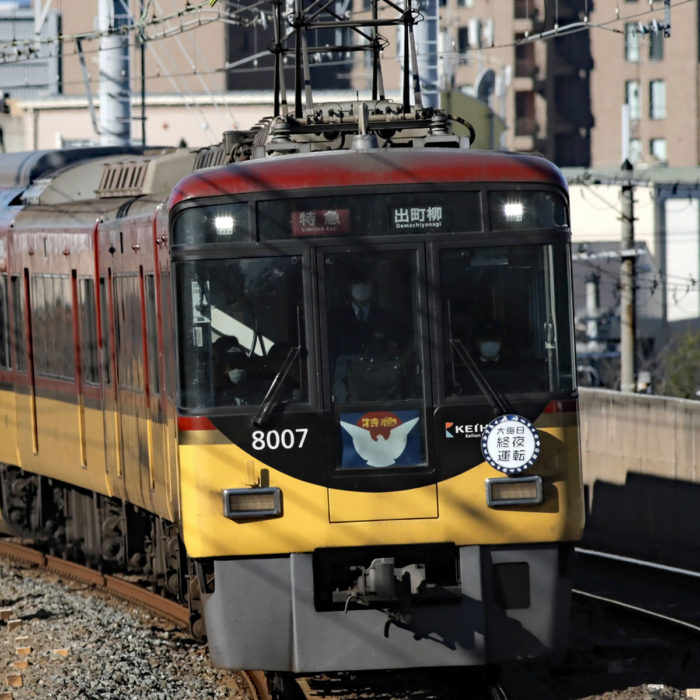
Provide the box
[169,147,584,672]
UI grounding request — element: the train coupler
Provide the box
[335,557,425,615]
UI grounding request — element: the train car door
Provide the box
[99,272,125,500]
[319,246,437,523]
[0,268,16,467]
[12,270,38,465]
[143,271,168,511]
[112,271,148,509]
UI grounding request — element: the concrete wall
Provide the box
[579,388,700,568]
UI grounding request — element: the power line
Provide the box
[489,0,691,50]
[0,1,265,65]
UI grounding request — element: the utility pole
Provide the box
[620,159,636,392]
[139,0,147,146]
[585,272,601,355]
[98,0,131,146]
[415,0,439,108]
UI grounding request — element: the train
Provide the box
[0,1,584,694]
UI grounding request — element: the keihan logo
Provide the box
[340,411,420,468]
[444,422,487,439]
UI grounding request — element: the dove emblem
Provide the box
[340,414,420,468]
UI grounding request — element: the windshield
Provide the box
[174,256,308,409]
[323,250,427,469]
[440,243,575,398]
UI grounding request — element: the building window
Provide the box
[0,9,61,98]
[629,138,642,164]
[624,23,640,62]
[515,91,536,136]
[649,80,666,119]
[650,138,667,163]
[457,0,474,6]
[515,36,535,77]
[649,31,664,60]
[625,80,641,120]
[514,0,535,19]
[457,26,469,53]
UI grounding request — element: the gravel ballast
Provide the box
[0,559,254,699]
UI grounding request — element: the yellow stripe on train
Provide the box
[178,422,584,559]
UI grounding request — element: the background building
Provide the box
[2,0,694,168]
[588,0,699,169]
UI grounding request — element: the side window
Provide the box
[30,275,46,374]
[100,277,111,385]
[145,274,160,396]
[174,257,308,409]
[114,274,144,390]
[159,270,173,396]
[439,243,575,397]
[31,275,75,379]
[11,275,26,371]
[79,278,99,384]
[0,274,8,368]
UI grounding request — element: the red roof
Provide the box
[169,149,567,208]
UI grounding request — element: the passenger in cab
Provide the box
[213,337,259,406]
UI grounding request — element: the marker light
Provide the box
[214,215,235,236]
[503,202,524,222]
[223,487,282,518]
[486,476,542,507]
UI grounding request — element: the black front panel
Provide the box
[173,186,575,493]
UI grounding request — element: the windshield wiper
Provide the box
[253,345,302,427]
[450,338,514,417]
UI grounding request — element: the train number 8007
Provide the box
[251,429,309,451]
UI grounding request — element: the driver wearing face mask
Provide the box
[213,337,256,406]
[476,319,503,363]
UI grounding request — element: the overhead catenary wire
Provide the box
[131,0,238,133]
[0,0,264,64]
[0,0,688,65]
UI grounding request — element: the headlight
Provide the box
[223,487,282,519]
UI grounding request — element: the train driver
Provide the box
[475,318,503,363]
[330,269,409,403]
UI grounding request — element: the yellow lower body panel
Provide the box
[328,482,437,522]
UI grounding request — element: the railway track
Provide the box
[6,538,695,699]
[573,547,700,633]
[0,537,271,700]
[0,538,510,699]
[268,668,508,699]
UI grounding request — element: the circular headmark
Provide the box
[480,414,541,475]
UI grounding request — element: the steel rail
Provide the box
[573,587,700,634]
[574,546,700,634]
[576,546,700,579]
